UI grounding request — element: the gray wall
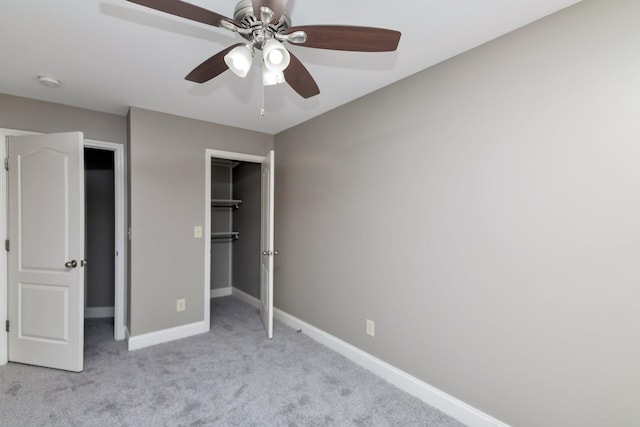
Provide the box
[211,163,233,290]
[273,1,640,426]
[128,107,273,336]
[233,162,262,298]
[0,93,126,144]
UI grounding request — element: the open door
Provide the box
[260,150,275,338]
[7,132,85,372]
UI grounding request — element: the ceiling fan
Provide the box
[126,0,401,99]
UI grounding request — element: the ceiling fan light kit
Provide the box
[127,0,401,102]
[262,39,290,73]
[262,68,285,86]
[224,44,255,78]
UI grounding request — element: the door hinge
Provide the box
[5,320,9,333]
[4,158,8,171]
[4,239,8,252]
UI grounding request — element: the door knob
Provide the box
[65,260,77,268]
[80,259,88,267]
[262,251,269,256]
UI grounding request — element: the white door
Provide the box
[7,132,85,372]
[260,150,275,338]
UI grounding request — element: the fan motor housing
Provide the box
[233,0,291,33]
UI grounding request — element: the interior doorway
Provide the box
[204,149,275,337]
[210,158,262,299]
[83,140,126,341]
[1,130,126,368]
[84,148,116,324]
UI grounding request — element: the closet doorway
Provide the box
[84,140,126,341]
[1,131,125,370]
[205,149,275,338]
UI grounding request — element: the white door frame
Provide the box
[1,129,126,366]
[205,149,267,328]
[84,139,126,341]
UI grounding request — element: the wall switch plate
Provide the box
[366,319,375,337]
[194,226,202,238]
[176,298,186,312]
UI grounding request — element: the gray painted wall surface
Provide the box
[85,166,115,308]
[211,163,232,289]
[128,107,273,336]
[0,93,126,144]
[273,1,640,426]
[233,163,261,299]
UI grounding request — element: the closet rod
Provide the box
[211,232,239,241]
[211,199,242,209]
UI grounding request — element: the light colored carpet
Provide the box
[0,296,466,426]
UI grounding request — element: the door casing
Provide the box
[84,139,126,340]
[205,149,270,332]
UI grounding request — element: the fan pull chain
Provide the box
[261,81,265,116]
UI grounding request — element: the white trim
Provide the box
[84,139,126,341]
[231,287,261,309]
[204,153,212,331]
[127,320,209,351]
[206,149,265,164]
[222,290,507,426]
[210,287,232,298]
[85,306,115,319]
[272,308,509,427]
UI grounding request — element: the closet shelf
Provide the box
[211,232,239,240]
[211,199,242,209]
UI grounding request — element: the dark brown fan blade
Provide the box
[252,0,288,24]
[185,43,243,83]
[126,0,239,28]
[284,52,320,99]
[285,25,401,52]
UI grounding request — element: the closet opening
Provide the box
[210,158,262,304]
[84,147,116,338]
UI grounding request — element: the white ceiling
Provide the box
[0,0,581,135]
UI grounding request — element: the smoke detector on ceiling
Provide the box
[37,76,61,88]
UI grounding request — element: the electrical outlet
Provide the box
[194,226,202,238]
[176,298,186,312]
[366,319,375,337]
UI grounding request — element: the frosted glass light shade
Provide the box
[224,45,254,78]
[263,68,285,86]
[262,39,290,73]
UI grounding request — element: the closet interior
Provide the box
[210,158,261,301]
[84,148,115,324]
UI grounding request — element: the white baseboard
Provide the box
[132,291,507,426]
[222,291,505,425]
[231,287,260,309]
[127,320,209,351]
[85,306,114,319]
[273,308,509,427]
[210,287,232,298]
